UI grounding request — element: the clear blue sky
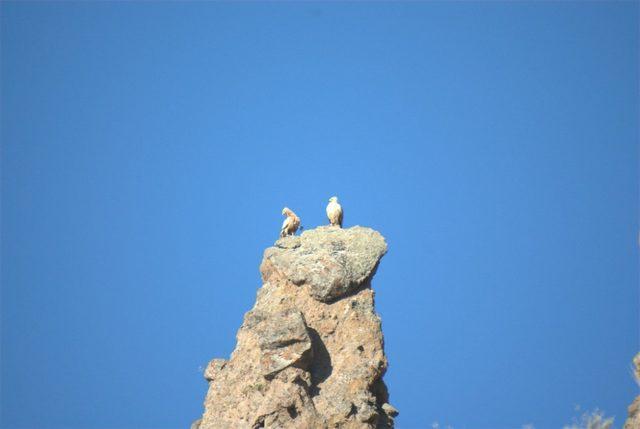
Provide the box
[1,2,637,429]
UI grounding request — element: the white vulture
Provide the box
[280,207,301,237]
[326,196,343,227]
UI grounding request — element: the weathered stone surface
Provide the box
[262,226,387,302]
[196,226,396,429]
[250,309,313,378]
[625,398,640,429]
[204,359,227,382]
[382,403,399,418]
[624,353,640,429]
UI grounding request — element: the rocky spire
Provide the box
[193,226,398,429]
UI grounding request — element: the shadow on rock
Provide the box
[308,327,332,395]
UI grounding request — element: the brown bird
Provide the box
[280,207,301,237]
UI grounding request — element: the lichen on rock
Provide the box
[195,226,397,429]
[262,226,387,303]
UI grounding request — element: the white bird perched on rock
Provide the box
[280,207,301,237]
[326,196,343,227]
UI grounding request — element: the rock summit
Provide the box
[194,226,397,429]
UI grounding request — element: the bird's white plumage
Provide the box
[326,197,343,227]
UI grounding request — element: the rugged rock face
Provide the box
[624,353,640,429]
[194,226,397,429]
